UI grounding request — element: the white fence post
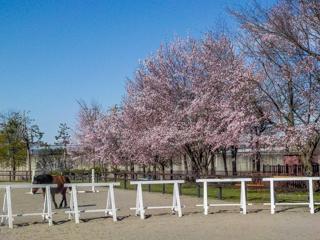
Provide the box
[308,178,314,214]
[42,191,47,220]
[136,184,145,219]
[240,180,247,214]
[6,186,13,228]
[91,169,95,193]
[71,185,80,224]
[270,179,275,214]
[0,192,6,225]
[109,184,117,222]
[173,182,182,217]
[27,170,36,194]
[68,189,74,220]
[203,180,208,215]
[105,188,110,216]
[45,186,53,226]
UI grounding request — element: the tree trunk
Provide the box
[210,153,216,176]
[301,135,320,176]
[183,154,189,180]
[153,164,157,180]
[161,164,165,180]
[63,147,67,170]
[231,147,238,176]
[142,165,146,178]
[170,159,173,180]
[256,151,261,172]
[26,143,31,177]
[130,162,135,180]
[222,149,228,176]
[12,156,16,181]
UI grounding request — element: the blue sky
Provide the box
[0,0,275,143]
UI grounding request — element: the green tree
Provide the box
[0,112,27,179]
[21,112,44,173]
[0,111,43,177]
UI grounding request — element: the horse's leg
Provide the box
[59,188,67,208]
[60,189,67,208]
[59,192,64,208]
[51,189,58,209]
[64,188,68,208]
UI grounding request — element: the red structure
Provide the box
[283,155,301,165]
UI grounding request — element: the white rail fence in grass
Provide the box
[64,182,120,224]
[262,177,320,214]
[196,178,252,215]
[130,180,185,219]
[0,184,57,228]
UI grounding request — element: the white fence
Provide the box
[65,182,120,223]
[0,184,57,228]
[130,180,185,219]
[196,178,252,215]
[1,177,320,228]
[262,177,320,214]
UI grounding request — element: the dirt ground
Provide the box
[0,186,320,240]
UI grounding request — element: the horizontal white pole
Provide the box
[12,212,57,217]
[263,202,309,206]
[130,180,185,185]
[210,203,241,206]
[146,206,174,209]
[130,205,185,210]
[65,209,118,214]
[196,178,252,183]
[263,177,320,182]
[75,190,99,193]
[196,203,253,207]
[64,182,120,187]
[0,184,57,189]
[276,202,309,206]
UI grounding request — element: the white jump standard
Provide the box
[26,170,36,194]
[196,178,252,215]
[263,177,320,214]
[65,182,120,224]
[0,184,57,228]
[76,169,100,193]
[130,180,185,219]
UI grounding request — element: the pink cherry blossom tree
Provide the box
[231,0,320,174]
[120,35,261,176]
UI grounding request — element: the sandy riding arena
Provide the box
[1,187,320,240]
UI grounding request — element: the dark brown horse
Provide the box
[32,174,71,209]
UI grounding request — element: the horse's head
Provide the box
[32,174,53,194]
[32,175,40,194]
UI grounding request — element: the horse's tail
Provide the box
[64,176,72,191]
